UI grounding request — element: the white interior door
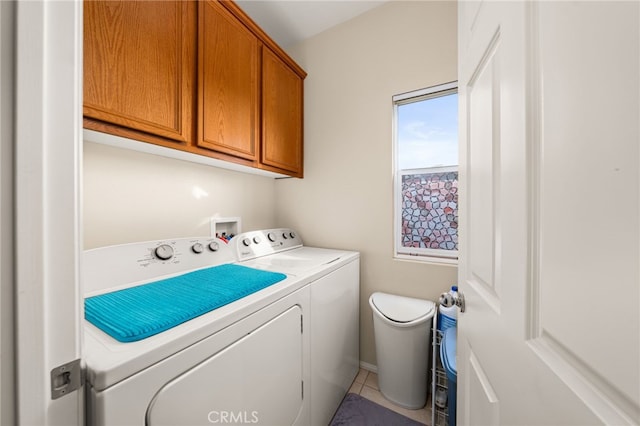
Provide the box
[14,1,84,424]
[458,1,639,425]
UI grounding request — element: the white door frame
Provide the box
[0,1,16,424]
[14,0,83,424]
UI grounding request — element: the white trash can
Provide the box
[369,292,436,409]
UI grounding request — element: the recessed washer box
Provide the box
[210,216,241,238]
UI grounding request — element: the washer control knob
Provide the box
[289,231,296,239]
[253,236,262,244]
[208,242,219,252]
[155,244,174,261]
[282,233,288,239]
[267,232,276,242]
[242,238,251,247]
[192,243,204,254]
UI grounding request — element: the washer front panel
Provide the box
[147,306,303,426]
[88,286,311,426]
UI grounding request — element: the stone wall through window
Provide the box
[401,170,458,251]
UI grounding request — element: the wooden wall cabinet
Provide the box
[83,1,196,144]
[84,0,306,178]
[197,0,259,161]
[261,47,303,174]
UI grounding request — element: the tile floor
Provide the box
[347,368,431,425]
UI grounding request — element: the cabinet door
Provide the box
[261,47,304,176]
[197,0,259,161]
[83,1,195,143]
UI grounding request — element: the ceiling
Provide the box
[235,0,388,48]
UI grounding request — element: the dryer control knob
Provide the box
[282,233,288,239]
[289,231,296,239]
[253,236,262,244]
[208,242,219,252]
[192,243,204,254]
[242,238,251,247]
[155,244,174,261]
[267,232,276,242]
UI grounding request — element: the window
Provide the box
[393,82,458,263]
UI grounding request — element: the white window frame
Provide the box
[393,82,458,264]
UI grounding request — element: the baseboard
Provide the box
[359,361,377,373]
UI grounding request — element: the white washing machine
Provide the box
[233,229,360,426]
[83,234,312,426]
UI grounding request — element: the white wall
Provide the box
[0,1,14,424]
[277,1,459,365]
[83,142,278,249]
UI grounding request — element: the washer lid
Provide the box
[371,292,435,323]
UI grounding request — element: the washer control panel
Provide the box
[234,228,302,261]
[138,238,226,266]
[84,236,236,296]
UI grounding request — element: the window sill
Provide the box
[393,253,458,267]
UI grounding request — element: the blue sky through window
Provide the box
[397,93,458,170]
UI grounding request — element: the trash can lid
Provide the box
[440,326,457,382]
[370,292,435,323]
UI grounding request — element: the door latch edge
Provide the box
[50,358,82,400]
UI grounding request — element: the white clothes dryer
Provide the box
[83,235,312,426]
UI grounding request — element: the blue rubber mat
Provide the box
[85,264,287,342]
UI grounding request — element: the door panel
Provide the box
[147,306,303,426]
[532,1,639,418]
[466,350,498,426]
[197,0,259,160]
[467,34,500,311]
[458,1,639,425]
[261,47,303,175]
[84,1,195,142]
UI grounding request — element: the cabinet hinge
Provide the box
[301,380,304,399]
[300,315,303,334]
[50,359,82,400]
